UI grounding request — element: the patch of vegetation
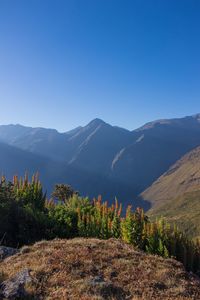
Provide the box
[0,174,200,275]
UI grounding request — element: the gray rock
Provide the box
[89,275,106,286]
[0,247,18,261]
[0,268,32,299]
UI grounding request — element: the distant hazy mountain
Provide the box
[1,114,200,205]
[141,146,200,238]
[0,120,133,173]
[0,141,55,189]
[0,124,70,161]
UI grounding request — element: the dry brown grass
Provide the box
[141,146,200,238]
[0,238,200,300]
[141,146,200,208]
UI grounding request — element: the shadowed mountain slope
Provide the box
[0,141,50,179]
[112,114,200,193]
[67,119,133,174]
[0,142,147,208]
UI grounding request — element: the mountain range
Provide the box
[1,114,200,213]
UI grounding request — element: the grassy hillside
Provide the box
[141,146,200,206]
[148,190,200,239]
[1,238,200,300]
[141,146,200,238]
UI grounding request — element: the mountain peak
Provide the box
[87,118,107,127]
[89,118,106,124]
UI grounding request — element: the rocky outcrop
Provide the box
[0,268,32,299]
[0,247,18,261]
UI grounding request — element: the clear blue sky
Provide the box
[0,0,200,132]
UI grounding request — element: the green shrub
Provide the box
[0,174,199,275]
[47,203,78,238]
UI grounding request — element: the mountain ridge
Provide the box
[1,114,200,205]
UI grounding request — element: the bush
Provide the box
[47,203,78,238]
[0,175,48,246]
